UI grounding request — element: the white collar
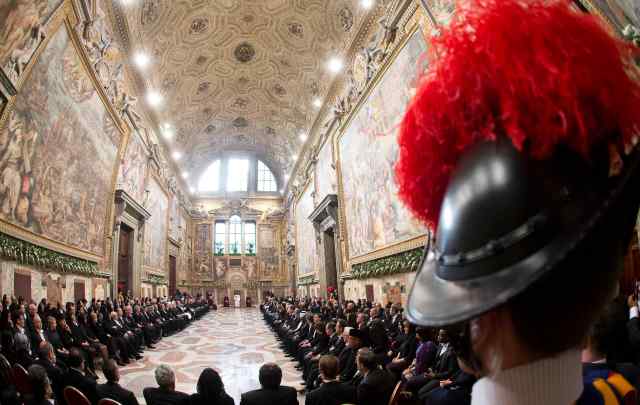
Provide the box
[471,349,583,405]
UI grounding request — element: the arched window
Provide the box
[198,160,220,192]
[229,215,242,255]
[244,221,256,254]
[227,158,249,192]
[214,221,226,255]
[257,160,277,192]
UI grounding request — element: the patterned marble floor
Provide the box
[117,308,304,404]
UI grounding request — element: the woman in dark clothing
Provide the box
[188,368,234,405]
[386,320,417,380]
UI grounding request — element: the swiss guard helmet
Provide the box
[396,0,640,327]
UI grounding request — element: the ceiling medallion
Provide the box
[232,98,248,108]
[287,22,304,38]
[197,81,211,95]
[195,55,208,65]
[233,117,249,128]
[162,73,177,92]
[141,0,160,26]
[189,17,209,35]
[337,7,354,32]
[234,42,255,63]
[273,83,286,97]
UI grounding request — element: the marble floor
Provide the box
[117,308,304,404]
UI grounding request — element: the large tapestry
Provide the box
[0,25,121,257]
[339,30,428,259]
[584,0,639,31]
[259,225,279,279]
[0,0,62,85]
[194,223,211,278]
[143,177,168,270]
[116,131,147,204]
[315,140,337,204]
[168,196,180,242]
[295,184,317,275]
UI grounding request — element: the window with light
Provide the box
[244,221,256,254]
[257,160,277,192]
[229,215,242,254]
[226,158,249,192]
[214,221,226,255]
[198,160,220,192]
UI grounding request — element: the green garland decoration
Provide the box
[0,232,105,276]
[144,273,166,285]
[298,275,316,286]
[351,247,424,280]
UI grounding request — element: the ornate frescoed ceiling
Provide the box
[110,0,373,181]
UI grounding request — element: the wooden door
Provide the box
[365,284,374,303]
[117,225,133,295]
[169,255,177,297]
[14,272,31,302]
[74,280,85,302]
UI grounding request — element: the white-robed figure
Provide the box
[234,294,241,308]
[395,1,640,404]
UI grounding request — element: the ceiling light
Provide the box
[182,171,189,179]
[280,189,284,194]
[361,0,374,9]
[172,151,182,160]
[313,98,322,108]
[299,132,307,142]
[284,174,290,181]
[189,187,195,194]
[161,123,174,140]
[133,52,150,69]
[146,91,163,107]
[327,57,343,73]
[291,154,298,161]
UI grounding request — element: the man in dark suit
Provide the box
[63,348,99,405]
[240,363,298,405]
[305,355,355,405]
[417,329,460,399]
[143,364,190,405]
[35,342,67,403]
[97,359,139,405]
[355,348,395,405]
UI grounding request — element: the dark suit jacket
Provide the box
[305,381,356,405]
[143,387,190,405]
[338,347,358,383]
[64,368,99,405]
[357,369,395,405]
[97,382,139,405]
[433,345,458,380]
[240,386,298,405]
[188,392,234,405]
[35,358,66,402]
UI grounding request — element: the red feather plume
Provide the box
[395,0,640,230]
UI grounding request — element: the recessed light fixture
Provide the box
[161,123,174,139]
[361,0,374,9]
[291,154,298,161]
[327,57,343,73]
[146,91,163,107]
[313,98,323,108]
[189,187,195,194]
[133,52,150,69]
[299,132,307,142]
[182,171,189,179]
[172,151,182,160]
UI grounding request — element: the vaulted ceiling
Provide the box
[116,0,373,183]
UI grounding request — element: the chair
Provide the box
[64,386,91,405]
[11,363,31,396]
[388,381,403,405]
[98,399,123,405]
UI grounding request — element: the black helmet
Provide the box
[406,138,640,326]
